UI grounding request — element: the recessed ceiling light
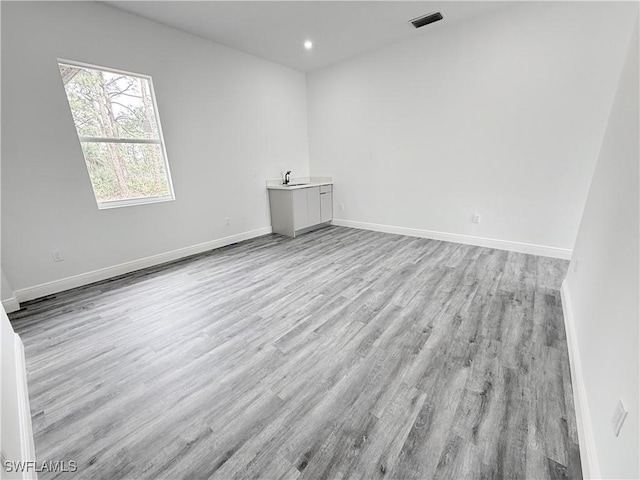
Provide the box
[304,40,313,50]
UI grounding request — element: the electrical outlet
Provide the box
[339,203,345,211]
[52,250,64,262]
[225,217,230,226]
[472,214,481,224]
[612,400,628,437]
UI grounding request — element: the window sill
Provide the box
[97,195,175,210]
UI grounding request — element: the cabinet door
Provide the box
[292,189,308,229]
[320,191,333,222]
[307,187,321,226]
[269,190,295,237]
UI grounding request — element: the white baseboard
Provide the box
[14,227,272,304]
[331,218,572,259]
[3,297,21,314]
[14,333,37,480]
[561,280,600,479]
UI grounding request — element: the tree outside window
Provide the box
[59,61,174,208]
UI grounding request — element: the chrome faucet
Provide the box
[284,171,291,185]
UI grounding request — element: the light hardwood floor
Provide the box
[10,226,581,480]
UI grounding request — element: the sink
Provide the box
[284,183,309,187]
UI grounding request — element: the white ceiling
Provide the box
[104,1,514,72]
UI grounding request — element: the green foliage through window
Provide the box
[59,61,173,207]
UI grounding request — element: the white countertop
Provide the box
[266,176,332,190]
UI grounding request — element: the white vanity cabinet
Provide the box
[268,183,333,237]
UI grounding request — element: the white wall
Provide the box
[1,307,36,479]
[1,307,21,470]
[0,308,20,463]
[1,1,309,296]
[307,2,637,257]
[563,16,639,480]
[1,269,19,313]
[2,269,13,302]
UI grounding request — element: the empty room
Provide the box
[1,1,638,479]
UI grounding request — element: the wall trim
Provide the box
[14,227,272,304]
[561,280,600,479]
[3,297,21,314]
[331,218,572,259]
[14,333,37,480]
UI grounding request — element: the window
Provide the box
[58,60,174,208]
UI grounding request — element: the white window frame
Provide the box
[58,59,175,209]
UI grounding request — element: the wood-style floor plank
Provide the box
[10,226,580,479]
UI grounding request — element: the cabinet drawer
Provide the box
[320,184,332,194]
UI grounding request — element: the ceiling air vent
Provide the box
[410,12,443,29]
